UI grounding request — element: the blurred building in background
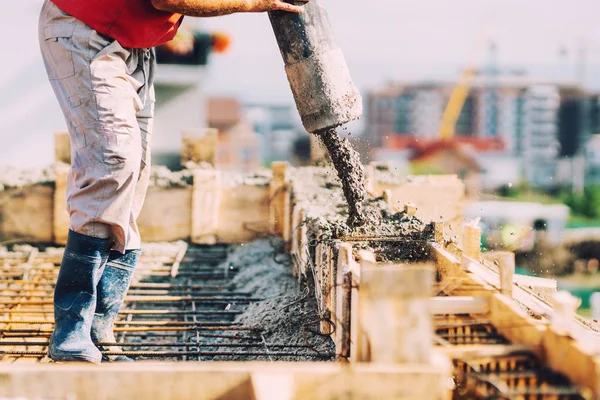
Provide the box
[152,24,230,169]
[585,134,600,184]
[202,98,305,169]
[521,85,561,187]
[366,74,594,189]
[243,103,302,165]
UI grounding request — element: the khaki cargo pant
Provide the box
[38,0,155,252]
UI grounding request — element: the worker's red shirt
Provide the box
[50,0,183,49]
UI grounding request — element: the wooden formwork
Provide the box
[0,134,273,245]
[365,163,466,243]
[0,362,451,400]
[1,146,599,398]
[283,165,600,399]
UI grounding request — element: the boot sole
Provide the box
[49,348,102,364]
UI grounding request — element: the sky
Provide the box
[1,0,600,167]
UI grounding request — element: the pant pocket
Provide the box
[42,23,77,80]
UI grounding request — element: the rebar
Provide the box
[0,244,328,363]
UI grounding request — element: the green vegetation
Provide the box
[561,186,600,220]
[495,183,600,226]
[410,164,446,175]
[566,215,600,228]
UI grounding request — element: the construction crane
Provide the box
[438,66,478,140]
[438,24,493,141]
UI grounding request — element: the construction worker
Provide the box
[39,0,309,363]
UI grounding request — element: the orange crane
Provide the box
[438,67,478,140]
[438,24,492,140]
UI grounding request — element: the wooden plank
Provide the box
[489,292,547,347]
[320,245,333,334]
[484,251,515,298]
[191,170,220,245]
[0,364,253,400]
[326,245,336,336]
[0,186,53,243]
[514,274,557,304]
[350,250,366,362]
[439,344,542,360]
[334,242,353,358]
[269,161,290,240]
[463,223,481,261]
[359,256,435,364]
[217,185,269,243]
[429,296,489,315]
[138,187,192,242]
[403,202,417,216]
[370,175,465,243]
[432,221,445,244]
[290,205,303,277]
[543,329,600,398]
[0,362,452,400]
[298,209,309,279]
[181,128,218,167]
[313,242,325,317]
[53,163,70,245]
[431,245,492,298]
[291,361,452,400]
[53,132,70,164]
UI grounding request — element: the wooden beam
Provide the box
[429,296,489,315]
[53,163,70,245]
[334,242,353,359]
[313,243,334,334]
[359,254,435,364]
[191,169,220,245]
[382,189,392,206]
[298,209,309,279]
[138,187,192,242]
[350,251,370,362]
[485,251,515,298]
[543,329,600,398]
[290,205,303,277]
[514,274,557,304]
[432,221,445,245]
[369,174,465,242]
[291,361,452,400]
[551,291,580,336]
[463,224,481,261]
[403,202,417,217]
[54,132,71,164]
[269,162,290,239]
[0,186,54,243]
[439,344,542,360]
[181,128,218,167]
[0,362,452,400]
[217,185,270,243]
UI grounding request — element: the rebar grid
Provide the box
[0,243,332,363]
[437,314,587,399]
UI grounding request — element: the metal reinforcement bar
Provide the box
[0,341,314,348]
[0,243,328,363]
[0,350,335,359]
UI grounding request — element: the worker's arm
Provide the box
[151,0,310,16]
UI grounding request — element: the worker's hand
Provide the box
[247,0,310,13]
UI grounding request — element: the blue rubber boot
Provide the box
[49,230,111,363]
[91,249,140,362]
